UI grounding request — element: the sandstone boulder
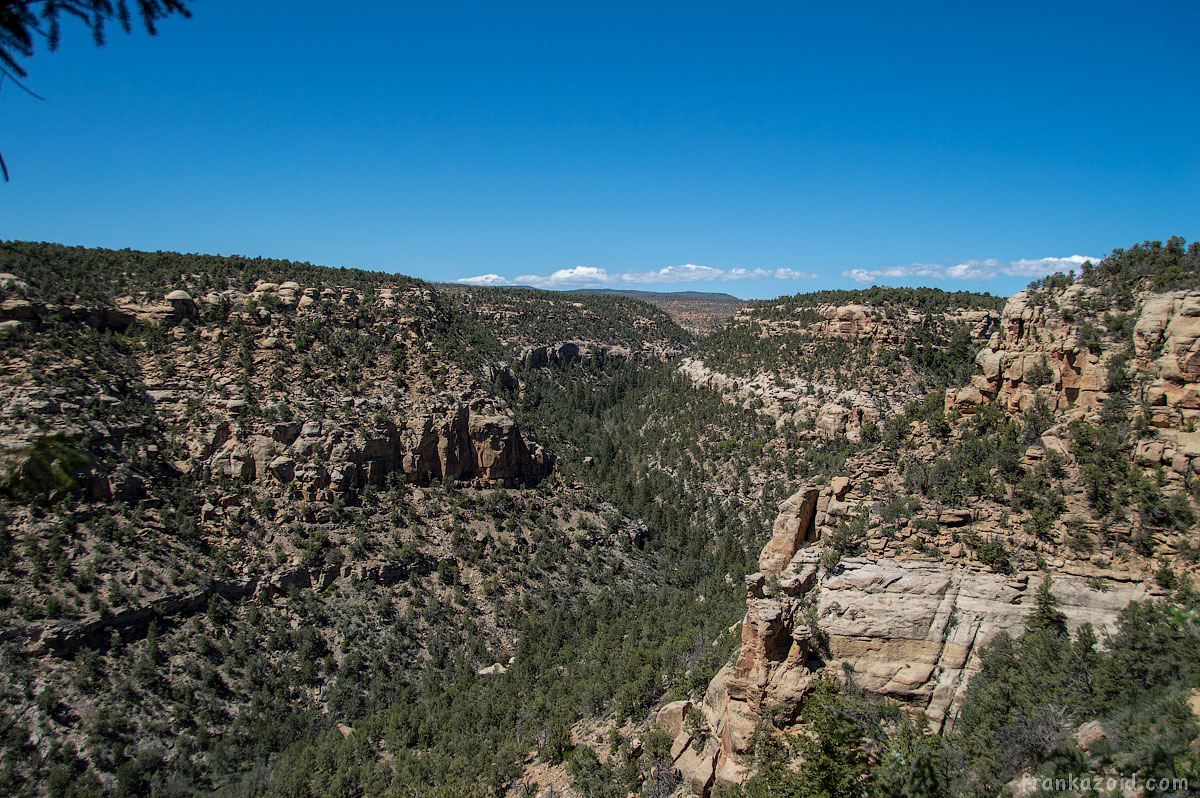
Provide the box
[758,486,820,574]
[477,662,508,677]
[655,700,692,737]
[815,403,849,439]
[674,740,718,797]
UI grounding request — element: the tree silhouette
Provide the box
[1,0,192,179]
[1,0,191,78]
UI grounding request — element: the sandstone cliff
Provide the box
[663,481,1163,795]
[949,284,1200,419]
[190,396,551,495]
[681,294,1000,442]
[671,272,1200,795]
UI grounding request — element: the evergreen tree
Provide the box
[1027,576,1068,637]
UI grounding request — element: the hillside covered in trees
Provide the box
[0,239,1196,797]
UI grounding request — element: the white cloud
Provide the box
[456,263,819,289]
[514,265,615,289]
[1004,254,1098,278]
[620,263,725,284]
[844,255,1100,284]
[465,255,1098,290]
[726,267,819,281]
[455,273,512,286]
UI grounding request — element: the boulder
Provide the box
[164,290,196,318]
[268,456,296,483]
[1,298,42,319]
[673,740,718,797]
[477,662,508,677]
[1075,720,1107,750]
[759,486,820,574]
[0,273,31,293]
[107,470,146,502]
[815,403,849,438]
[655,700,692,738]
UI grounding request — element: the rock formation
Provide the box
[671,482,1160,794]
[520,340,627,368]
[519,339,682,368]
[679,299,999,442]
[948,286,1200,415]
[195,398,551,495]
[948,284,1200,481]
[677,358,885,442]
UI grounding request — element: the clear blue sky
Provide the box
[2,1,1197,299]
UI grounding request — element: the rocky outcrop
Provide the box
[677,358,884,442]
[0,279,408,336]
[198,400,552,493]
[32,578,259,657]
[809,557,1151,726]
[1134,290,1200,410]
[690,479,1159,792]
[816,303,878,338]
[480,362,519,390]
[0,298,134,332]
[1133,428,1200,481]
[116,288,200,326]
[24,554,444,657]
[520,339,684,368]
[756,479,855,575]
[519,340,630,368]
[0,290,192,331]
[654,698,725,797]
[399,402,553,486]
[947,285,1113,413]
[757,486,820,574]
[796,304,997,344]
[948,286,1200,419]
[946,285,1200,479]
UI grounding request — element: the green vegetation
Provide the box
[693,285,994,388]
[723,589,1200,798]
[757,286,1005,316]
[1082,236,1200,295]
[442,283,692,350]
[0,240,421,305]
[0,435,89,502]
[0,294,827,795]
[1,237,1198,796]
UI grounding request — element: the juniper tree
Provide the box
[1,0,191,79]
[1,0,191,178]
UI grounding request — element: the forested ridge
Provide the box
[0,240,1196,796]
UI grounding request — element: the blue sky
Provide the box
[1,1,1197,299]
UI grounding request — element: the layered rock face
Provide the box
[680,300,999,442]
[520,340,628,368]
[1134,291,1200,413]
[948,285,1113,413]
[723,548,1151,728]
[668,484,1159,795]
[681,355,888,441]
[678,358,885,442]
[519,339,682,368]
[195,397,552,497]
[948,286,1200,481]
[950,286,1200,417]
[0,278,555,501]
[809,303,996,344]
